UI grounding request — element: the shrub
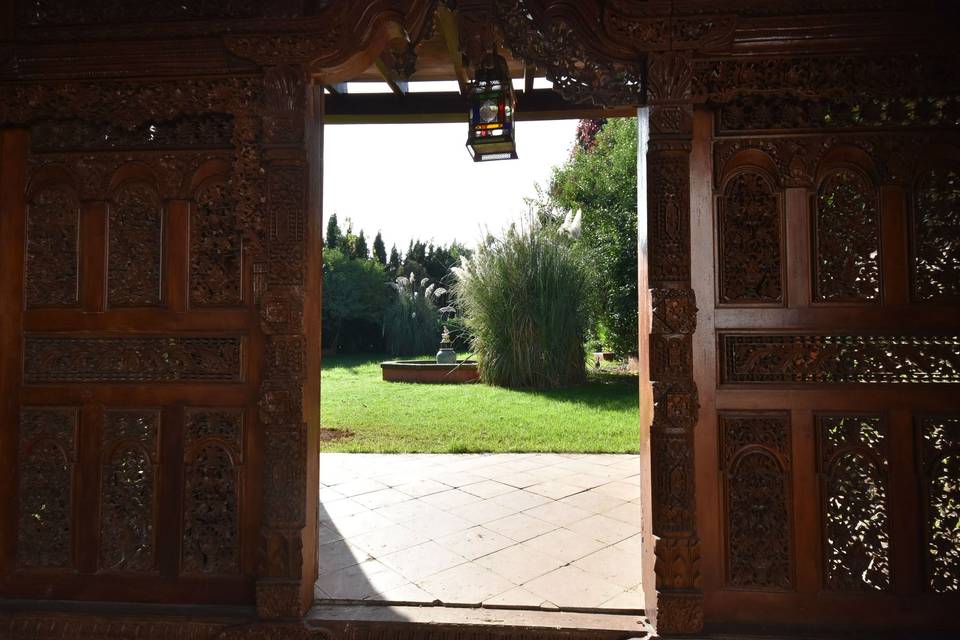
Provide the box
[452,224,588,389]
[383,274,446,356]
[322,249,387,353]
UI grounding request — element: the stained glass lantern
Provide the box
[466,51,517,162]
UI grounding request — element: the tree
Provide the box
[355,230,370,260]
[321,249,386,352]
[388,244,401,274]
[325,213,342,250]
[545,117,638,357]
[373,231,387,265]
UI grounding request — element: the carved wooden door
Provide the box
[692,99,960,631]
[0,117,262,605]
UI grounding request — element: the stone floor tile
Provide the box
[418,488,483,511]
[523,501,593,527]
[433,526,515,560]
[318,538,365,574]
[560,474,612,490]
[393,478,451,498]
[348,523,431,558]
[493,470,542,489]
[489,489,551,512]
[332,478,390,497]
[424,471,487,488]
[328,509,394,538]
[373,498,446,525]
[483,512,558,542]
[559,490,627,514]
[448,498,517,525]
[379,541,467,582]
[319,497,367,522]
[565,513,638,544]
[519,527,607,564]
[318,523,344,546]
[316,558,407,600]
[474,543,563,585]
[598,588,645,611]
[525,481,585,500]
[593,480,644,502]
[522,565,624,609]
[352,488,413,510]
[603,501,642,524]
[318,486,346,503]
[521,465,576,483]
[612,533,644,557]
[483,586,552,608]
[400,509,473,538]
[417,562,516,605]
[573,546,644,589]
[459,480,516,499]
[373,582,437,603]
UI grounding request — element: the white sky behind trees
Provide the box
[323,119,579,255]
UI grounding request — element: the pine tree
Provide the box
[325,213,342,250]
[388,245,401,274]
[372,231,387,265]
[355,230,370,260]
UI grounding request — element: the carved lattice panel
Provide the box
[818,414,890,592]
[718,170,783,304]
[814,169,881,302]
[190,179,242,307]
[920,415,960,593]
[721,413,793,590]
[100,409,159,573]
[16,408,78,569]
[912,167,960,301]
[26,185,80,307]
[721,334,960,384]
[108,181,163,307]
[181,409,242,576]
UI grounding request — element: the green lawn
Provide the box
[319,354,640,453]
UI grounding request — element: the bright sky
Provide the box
[323,119,579,253]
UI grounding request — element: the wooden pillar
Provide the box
[645,52,703,636]
[254,64,321,619]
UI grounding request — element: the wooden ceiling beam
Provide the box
[437,6,470,95]
[374,57,408,95]
[523,63,535,93]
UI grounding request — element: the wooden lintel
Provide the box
[524,64,535,94]
[437,6,469,95]
[324,89,635,124]
[374,57,408,95]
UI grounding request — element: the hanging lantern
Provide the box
[465,51,517,162]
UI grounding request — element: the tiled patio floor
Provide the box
[316,453,644,611]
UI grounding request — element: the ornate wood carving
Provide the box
[31,115,234,153]
[25,185,80,307]
[721,413,793,590]
[100,409,160,573]
[108,181,163,307]
[721,334,960,384]
[648,155,690,284]
[190,179,243,307]
[182,409,243,576]
[912,166,960,301]
[23,336,243,383]
[16,408,78,569]
[814,169,881,302]
[717,170,783,305]
[817,414,890,592]
[919,415,960,593]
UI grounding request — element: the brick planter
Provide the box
[381,360,479,384]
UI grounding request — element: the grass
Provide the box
[319,354,640,453]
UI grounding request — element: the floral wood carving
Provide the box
[24,336,243,383]
[920,415,960,593]
[182,410,243,576]
[721,334,960,384]
[191,179,243,306]
[814,169,881,302]
[718,170,783,304]
[26,185,80,308]
[818,414,890,592]
[266,164,307,287]
[493,0,644,107]
[31,115,234,153]
[100,410,159,573]
[721,413,793,590]
[912,166,960,301]
[108,181,163,307]
[648,155,690,283]
[17,408,78,569]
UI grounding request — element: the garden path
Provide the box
[316,453,644,611]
